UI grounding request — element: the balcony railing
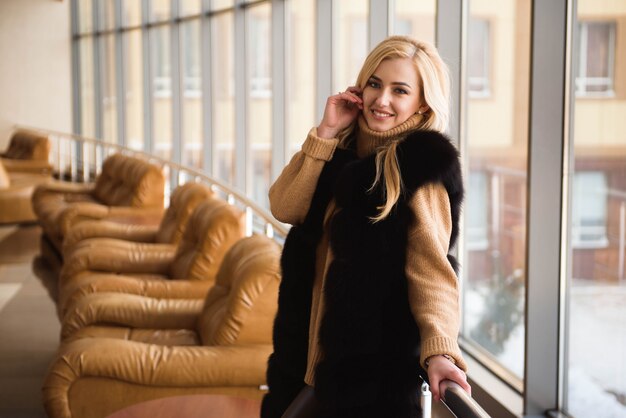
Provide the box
[17,125,289,243]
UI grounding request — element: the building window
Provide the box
[572,171,609,248]
[466,171,490,251]
[468,18,491,98]
[576,21,616,97]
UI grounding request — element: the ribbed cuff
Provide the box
[302,128,339,162]
[420,336,468,372]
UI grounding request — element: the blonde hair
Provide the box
[338,36,451,222]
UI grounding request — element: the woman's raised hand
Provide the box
[317,86,363,139]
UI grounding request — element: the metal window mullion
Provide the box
[94,0,103,140]
[316,0,332,121]
[115,0,126,146]
[234,0,247,192]
[524,0,570,415]
[271,0,285,182]
[201,0,213,175]
[368,0,391,50]
[142,0,153,154]
[71,0,82,135]
[171,0,182,166]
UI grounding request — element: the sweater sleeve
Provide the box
[268,127,339,225]
[405,182,467,372]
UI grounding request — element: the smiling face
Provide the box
[361,57,428,132]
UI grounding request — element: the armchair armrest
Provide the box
[35,180,96,194]
[60,273,214,318]
[0,158,52,174]
[60,239,177,286]
[57,204,164,238]
[61,292,204,339]
[43,339,272,418]
[62,220,160,255]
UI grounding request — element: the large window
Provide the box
[286,0,316,158]
[468,17,491,98]
[392,0,436,45]
[247,3,272,208]
[332,0,368,92]
[566,5,626,417]
[462,0,531,383]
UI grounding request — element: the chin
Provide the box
[365,118,395,132]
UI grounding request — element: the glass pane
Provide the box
[286,0,316,158]
[332,0,368,92]
[79,37,96,138]
[100,0,116,31]
[181,20,203,169]
[78,0,94,33]
[151,0,171,22]
[102,35,118,144]
[180,0,201,17]
[462,0,532,380]
[124,30,144,151]
[151,26,172,160]
[247,3,272,208]
[566,2,626,417]
[211,0,233,10]
[211,12,235,184]
[122,0,142,27]
[392,0,436,44]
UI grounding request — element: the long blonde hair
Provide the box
[338,36,451,222]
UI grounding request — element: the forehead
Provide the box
[371,57,419,85]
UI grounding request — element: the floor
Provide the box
[0,224,59,418]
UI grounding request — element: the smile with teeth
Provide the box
[371,109,395,118]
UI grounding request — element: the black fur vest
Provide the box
[261,129,464,418]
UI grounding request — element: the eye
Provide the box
[367,79,381,89]
[394,87,409,95]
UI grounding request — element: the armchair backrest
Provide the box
[169,196,246,281]
[155,182,214,245]
[197,234,281,346]
[93,154,165,208]
[2,130,50,161]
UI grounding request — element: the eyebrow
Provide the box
[369,74,413,89]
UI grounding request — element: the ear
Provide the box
[417,105,430,115]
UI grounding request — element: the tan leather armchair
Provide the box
[44,235,281,418]
[62,182,213,254]
[0,159,50,224]
[0,129,52,174]
[57,197,246,317]
[32,153,165,252]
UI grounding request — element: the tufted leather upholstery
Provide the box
[62,182,213,254]
[31,153,165,252]
[45,235,281,418]
[0,160,51,224]
[0,129,52,174]
[57,197,246,317]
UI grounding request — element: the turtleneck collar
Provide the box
[355,113,424,158]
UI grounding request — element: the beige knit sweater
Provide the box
[269,115,467,385]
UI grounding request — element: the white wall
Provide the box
[0,0,72,149]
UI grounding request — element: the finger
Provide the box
[429,376,440,402]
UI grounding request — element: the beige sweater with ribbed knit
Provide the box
[269,121,467,385]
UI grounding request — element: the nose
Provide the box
[374,88,392,107]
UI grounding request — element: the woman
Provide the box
[262,36,471,418]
